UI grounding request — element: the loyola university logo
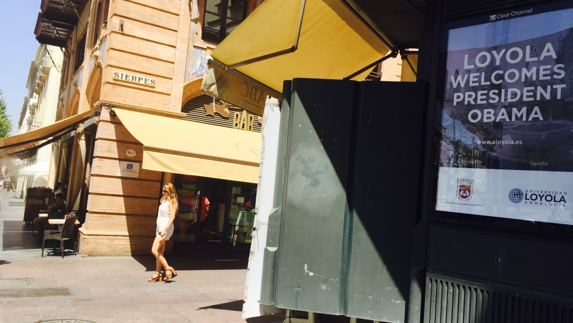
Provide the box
[457,178,474,201]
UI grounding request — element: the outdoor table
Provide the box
[48,218,66,231]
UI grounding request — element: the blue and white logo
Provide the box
[508,188,524,203]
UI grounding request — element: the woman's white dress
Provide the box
[156,201,174,240]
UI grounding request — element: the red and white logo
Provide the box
[457,178,474,201]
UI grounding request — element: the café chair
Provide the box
[41,216,78,258]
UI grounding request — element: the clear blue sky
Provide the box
[0,2,43,135]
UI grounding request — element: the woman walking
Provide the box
[149,183,178,282]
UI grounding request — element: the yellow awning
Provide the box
[114,109,261,184]
[202,0,390,112]
[0,109,94,155]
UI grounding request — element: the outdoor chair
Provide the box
[41,215,78,258]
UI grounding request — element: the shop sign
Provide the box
[201,102,261,132]
[119,161,140,178]
[113,71,156,87]
[435,1,573,225]
[233,110,256,131]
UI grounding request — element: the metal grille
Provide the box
[183,95,262,133]
[444,0,546,21]
[425,273,573,323]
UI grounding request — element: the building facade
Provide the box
[31,0,265,256]
[15,45,63,194]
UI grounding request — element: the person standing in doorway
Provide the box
[149,183,178,282]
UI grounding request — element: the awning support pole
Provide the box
[226,0,307,70]
[401,50,418,77]
[343,50,398,80]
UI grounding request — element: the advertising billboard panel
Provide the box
[436,1,573,225]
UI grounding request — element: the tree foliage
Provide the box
[0,90,12,139]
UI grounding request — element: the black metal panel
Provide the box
[274,78,357,315]
[346,81,427,322]
[428,227,499,281]
[498,238,573,298]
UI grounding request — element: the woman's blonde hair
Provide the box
[162,183,179,210]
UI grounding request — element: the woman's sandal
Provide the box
[148,271,162,282]
[164,267,177,281]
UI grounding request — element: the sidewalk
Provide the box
[0,193,285,323]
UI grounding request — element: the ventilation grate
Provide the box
[425,273,573,323]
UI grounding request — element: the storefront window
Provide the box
[229,185,256,245]
[172,174,256,245]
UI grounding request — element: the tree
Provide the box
[0,90,12,139]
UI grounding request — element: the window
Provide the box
[74,34,86,73]
[92,0,110,47]
[202,0,247,43]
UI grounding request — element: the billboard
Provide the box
[436,1,573,225]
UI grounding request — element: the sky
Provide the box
[0,2,43,135]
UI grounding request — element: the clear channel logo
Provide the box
[488,8,533,21]
[508,188,567,206]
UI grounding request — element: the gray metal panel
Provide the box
[346,82,427,323]
[274,79,357,314]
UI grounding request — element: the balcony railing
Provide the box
[34,13,74,47]
[40,0,89,25]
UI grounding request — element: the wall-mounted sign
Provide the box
[435,1,573,226]
[126,149,136,157]
[113,71,156,87]
[119,161,140,178]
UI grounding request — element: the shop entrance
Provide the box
[171,174,256,254]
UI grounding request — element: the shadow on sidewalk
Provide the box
[198,300,286,323]
[134,241,251,271]
[2,221,41,251]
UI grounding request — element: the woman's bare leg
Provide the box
[157,239,169,271]
[151,236,163,273]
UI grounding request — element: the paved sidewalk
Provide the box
[0,193,285,323]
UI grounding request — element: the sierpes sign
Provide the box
[113,71,156,87]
